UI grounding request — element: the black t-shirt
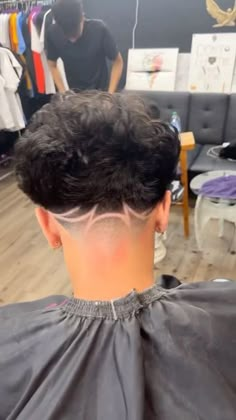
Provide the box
[46,19,118,90]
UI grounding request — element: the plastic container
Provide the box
[170,111,181,133]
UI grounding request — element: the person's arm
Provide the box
[48,60,66,93]
[46,29,66,93]
[102,23,123,93]
[108,52,124,94]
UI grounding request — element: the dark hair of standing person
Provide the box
[52,0,84,39]
[15,91,180,215]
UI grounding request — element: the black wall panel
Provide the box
[84,0,236,87]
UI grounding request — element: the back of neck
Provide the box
[63,231,155,301]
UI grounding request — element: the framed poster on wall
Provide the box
[188,33,236,93]
[175,53,191,91]
[126,48,179,91]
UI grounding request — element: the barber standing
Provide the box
[46,0,123,93]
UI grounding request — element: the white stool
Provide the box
[194,195,236,251]
[154,232,167,265]
[191,170,236,251]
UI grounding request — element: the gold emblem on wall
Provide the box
[206,0,236,27]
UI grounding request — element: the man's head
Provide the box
[53,0,84,40]
[15,91,180,296]
[16,90,179,220]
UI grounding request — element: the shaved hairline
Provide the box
[50,203,152,235]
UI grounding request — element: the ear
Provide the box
[155,190,171,234]
[35,208,61,249]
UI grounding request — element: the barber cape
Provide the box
[0,279,236,419]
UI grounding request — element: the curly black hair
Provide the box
[15,91,180,214]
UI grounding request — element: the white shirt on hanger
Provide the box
[39,9,69,92]
[0,48,25,131]
[0,74,15,130]
[39,8,51,50]
[0,14,11,49]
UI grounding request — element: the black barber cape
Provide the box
[0,279,236,419]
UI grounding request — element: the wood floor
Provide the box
[0,176,236,305]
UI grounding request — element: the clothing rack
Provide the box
[0,0,53,6]
[0,0,55,182]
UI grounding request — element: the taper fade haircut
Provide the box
[15,91,180,216]
[52,0,83,38]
